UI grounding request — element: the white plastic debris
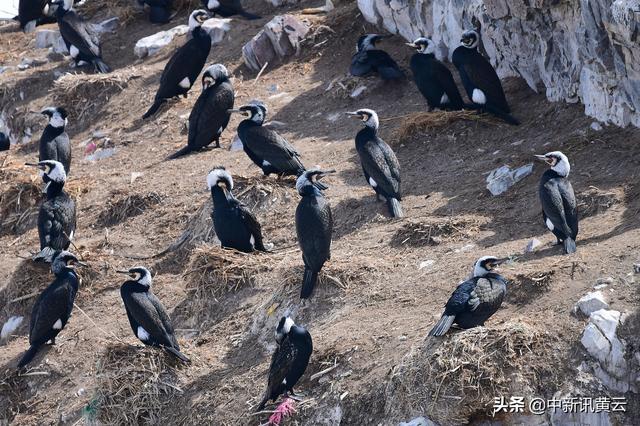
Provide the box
[1,316,24,340]
[590,122,603,131]
[418,259,435,270]
[350,85,367,98]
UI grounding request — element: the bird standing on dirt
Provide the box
[350,34,404,80]
[346,108,403,218]
[17,0,58,32]
[117,267,190,363]
[536,151,578,254]
[295,169,334,299]
[202,0,260,19]
[26,160,76,263]
[142,10,212,119]
[207,166,268,253]
[257,316,313,411]
[406,37,465,111]
[452,30,518,125]
[168,64,234,159]
[53,0,111,73]
[18,251,85,369]
[429,256,509,337]
[39,107,71,175]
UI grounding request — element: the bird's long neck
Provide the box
[43,124,65,139]
[298,184,322,198]
[356,126,377,146]
[46,181,65,198]
[192,26,209,41]
[210,186,232,206]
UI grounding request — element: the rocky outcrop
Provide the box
[356,0,640,127]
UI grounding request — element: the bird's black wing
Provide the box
[38,197,74,250]
[433,60,465,108]
[19,0,49,26]
[350,50,372,76]
[232,199,266,251]
[559,179,578,239]
[358,139,401,198]
[459,54,509,112]
[265,336,298,398]
[541,179,574,237]
[442,279,479,316]
[189,82,234,149]
[366,50,403,80]
[29,283,73,345]
[147,292,180,348]
[244,127,305,174]
[295,197,332,271]
[156,39,209,100]
[59,11,101,58]
[124,291,176,348]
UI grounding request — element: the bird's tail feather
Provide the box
[428,315,456,337]
[378,66,404,80]
[33,246,56,263]
[241,11,261,20]
[166,145,193,160]
[388,198,403,218]
[163,345,190,363]
[485,105,519,125]
[142,100,164,120]
[94,58,111,74]
[564,237,577,254]
[301,268,317,299]
[17,345,40,369]
[256,394,269,412]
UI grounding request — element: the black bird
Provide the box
[39,107,71,175]
[452,30,518,124]
[429,256,509,337]
[26,160,76,263]
[350,34,403,81]
[536,151,578,254]
[117,267,190,363]
[53,0,111,73]
[295,170,333,299]
[0,132,9,151]
[17,0,58,33]
[18,251,84,369]
[406,37,465,111]
[346,108,403,218]
[142,10,212,119]
[143,0,173,24]
[202,0,260,19]
[257,316,313,411]
[168,64,234,159]
[207,166,268,253]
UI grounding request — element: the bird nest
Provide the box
[395,110,488,141]
[506,271,553,307]
[88,344,183,425]
[390,217,481,248]
[97,191,165,227]
[0,169,40,236]
[577,186,622,219]
[384,320,566,424]
[324,74,376,99]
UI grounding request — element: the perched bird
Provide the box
[18,251,84,369]
[536,151,578,254]
[406,37,465,111]
[429,256,509,337]
[0,132,9,151]
[346,108,403,218]
[17,0,57,33]
[350,34,403,81]
[452,30,518,124]
[39,107,71,175]
[202,0,260,19]
[295,170,334,299]
[117,267,190,363]
[53,0,111,73]
[168,64,234,159]
[26,160,76,263]
[143,0,173,24]
[142,10,212,119]
[207,167,268,253]
[257,316,313,411]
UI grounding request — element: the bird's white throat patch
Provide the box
[207,169,233,190]
[283,317,295,334]
[49,113,67,128]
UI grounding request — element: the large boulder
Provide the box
[134,25,190,58]
[356,0,640,127]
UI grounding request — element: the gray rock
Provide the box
[485,163,533,196]
[399,417,437,426]
[35,29,61,49]
[134,25,189,58]
[265,0,301,6]
[356,0,640,128]
[591,122,603,131]
[201,18,232,45]
[94,17,119,34]
[634,263,640,274]
[575,291,609,316]
[242,15,309,71]
[525,238,542,253]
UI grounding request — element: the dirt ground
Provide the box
[1,0,639,425]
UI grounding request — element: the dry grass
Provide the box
[325,74,373,99]
[395,110,488,141]
[80,0,199,23]
[385,320,565,424]
[390,218,480,247]
[98,192,165,227]
[577,186,622,218]
[0,166,41,236]
[0,260,51,333]
[506,271,554,307]
[89,344,182,425]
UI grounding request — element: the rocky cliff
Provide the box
[357,0,640,127]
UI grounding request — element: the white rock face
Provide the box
[201,18,232,45]
[134,25,190,58]
[485,163,533,196]
[265,0,301,6]
[399,417,437,426]
[575,291,609,316]
[356,0,640,127]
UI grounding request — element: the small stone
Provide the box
[398,335,407,341]
[525,238,542,253]
[486,163,533,196]
[633,263,640,274]
[229,135,243,152]
[575,291,609,316]
[596,277,614,285]
[350,85,367,98]
[95,17,119,34]
[418,260,434,270]
[399,417,437,426]
[590,122,603,131]
[593,284,608,290]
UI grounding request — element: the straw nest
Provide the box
[80,0,200,24]
[577,185,622,218]
[396,110,490,141]
[385,320,564,424]
[390,217,481,248]
[89,344,182,425]
[506,271,553,307]
[0,167,40,236]
[0,260,51,333]
[98,191,165,227]
[325,74,374,99]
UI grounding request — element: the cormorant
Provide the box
[26,160,76,263]
[39,107,71,175]
[142,10,212,120]
[257,316,313,411]
[350,34,403,81]
[295,170,333,299]
[18,251,85,369]
[346,108,403,218]
[207,166,268,253]
[202,0,260,19]
[53,0,111,73]
[143,0,173,24]
[168,64,234,159]
[536,151,578,254]
[429,256,509,337]
[117,267,190,363]
[0,132,9,151]
[406,37,465,111]
[17,0,57,33]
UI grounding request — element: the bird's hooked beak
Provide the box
[535,154,553,165]
[116,269,134,278]
[405,42,417,48]
[488,257,510,270]
[311,169,336,182]
[345,111,363,120]
[227,109,249,117]
[25,162,45,170]
[69,259,88,269]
